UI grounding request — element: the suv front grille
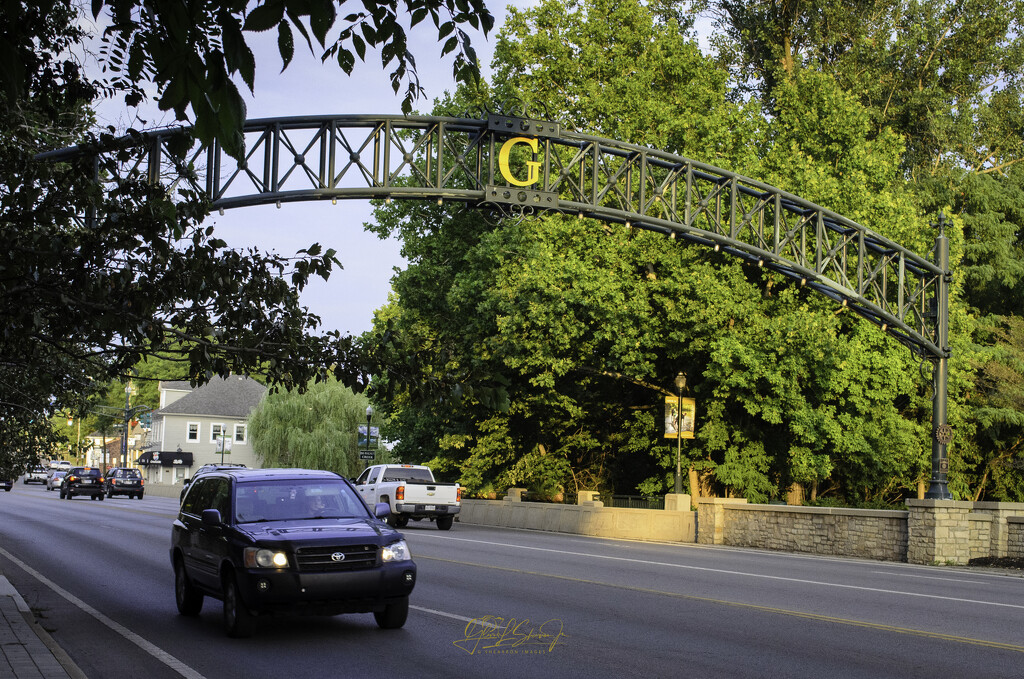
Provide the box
[294,544,378,572]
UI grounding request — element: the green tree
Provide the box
[703,0,1024,500]
[249,379,387,476]
[24,0,496,159]
[365,0,938,505]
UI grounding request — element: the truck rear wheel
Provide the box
[436,516,454,531]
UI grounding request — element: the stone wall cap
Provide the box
[971,501,1024,511]
[1006,515,1024,524]
[725,503,907,518]
[695,498,748,505]
[905,499,975,508]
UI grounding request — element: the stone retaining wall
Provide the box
[459,490,695,542]
[698,500,908,562]
[455,491,1024,566]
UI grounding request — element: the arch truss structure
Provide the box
[39,112,952,497]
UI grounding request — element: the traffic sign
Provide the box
[359,451,375,460]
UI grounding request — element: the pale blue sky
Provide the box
[88,2,536,336]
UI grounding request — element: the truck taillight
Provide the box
[396,485,404,501]
[457,486,462,502]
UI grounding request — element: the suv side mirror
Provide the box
[374,502,391,518]
[201,509,222,526]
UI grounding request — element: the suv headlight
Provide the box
[381,540,411,563]
[243,548,289,568]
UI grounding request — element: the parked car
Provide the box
[45,470,67,491]
[104,467,145,499]
[60,467,105,500]
[1,477,12,492]
[171,467,415,637]
[24,465,49,484]
[179,463,246,503]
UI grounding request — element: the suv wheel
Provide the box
[97,493,104,501]
[374,596,409,629]
[174,557,204,616]
[223,574,255,638]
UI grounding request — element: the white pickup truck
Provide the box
[354,464,461,530]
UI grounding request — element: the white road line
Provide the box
[413,534,1024,610]
[0,546,207,679]
[870,570,988,584]
[411,605,501,628]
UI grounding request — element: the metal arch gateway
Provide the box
[39,112,953,499]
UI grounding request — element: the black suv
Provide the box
[179,463,247,503]
[60,467,105,500]
[171,468,415,637]
[104,467,145,499]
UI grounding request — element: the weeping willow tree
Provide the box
[249,380,388,477]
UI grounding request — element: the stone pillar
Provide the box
[577,490,604,507]
[696,498,747,545]
[906,499,974,565]
[504,487,527,502]
[664,493,692,512]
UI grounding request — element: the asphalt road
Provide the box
[1,482,1023,678]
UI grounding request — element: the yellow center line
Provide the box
[418,555,1024,653]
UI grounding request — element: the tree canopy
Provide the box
[363,0,1024,505]
[0,0,492,474]
[249,379,390,476]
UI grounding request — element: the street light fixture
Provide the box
[120,382,132,470]
[674,372,687,494]
[362,406,374,467]
[365,406,373,448]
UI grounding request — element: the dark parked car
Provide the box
[104,467,145,499]
[60,467,105,500]
[171,468,415,637]
[179,463,247,503]
[1,477,12,492]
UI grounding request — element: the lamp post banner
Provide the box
[664,397,695,439]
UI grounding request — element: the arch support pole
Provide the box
[925,214,952,500]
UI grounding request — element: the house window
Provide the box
[211,423,226,443]
[234,424,247,444]
[187,423,199,442]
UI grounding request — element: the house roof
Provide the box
[155,376,266,419]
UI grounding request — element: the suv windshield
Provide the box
[234,480,368,523]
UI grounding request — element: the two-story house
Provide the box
[141,375,267,488]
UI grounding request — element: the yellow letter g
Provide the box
[498,137,542,187]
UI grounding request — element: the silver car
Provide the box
[46,470,67,491]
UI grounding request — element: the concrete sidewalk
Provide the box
[0,575,84,679]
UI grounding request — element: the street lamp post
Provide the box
[363,406,374,468]
[120,383,132,470]
[674,372,686,494]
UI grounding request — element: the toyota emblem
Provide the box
[330,552,346,562]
